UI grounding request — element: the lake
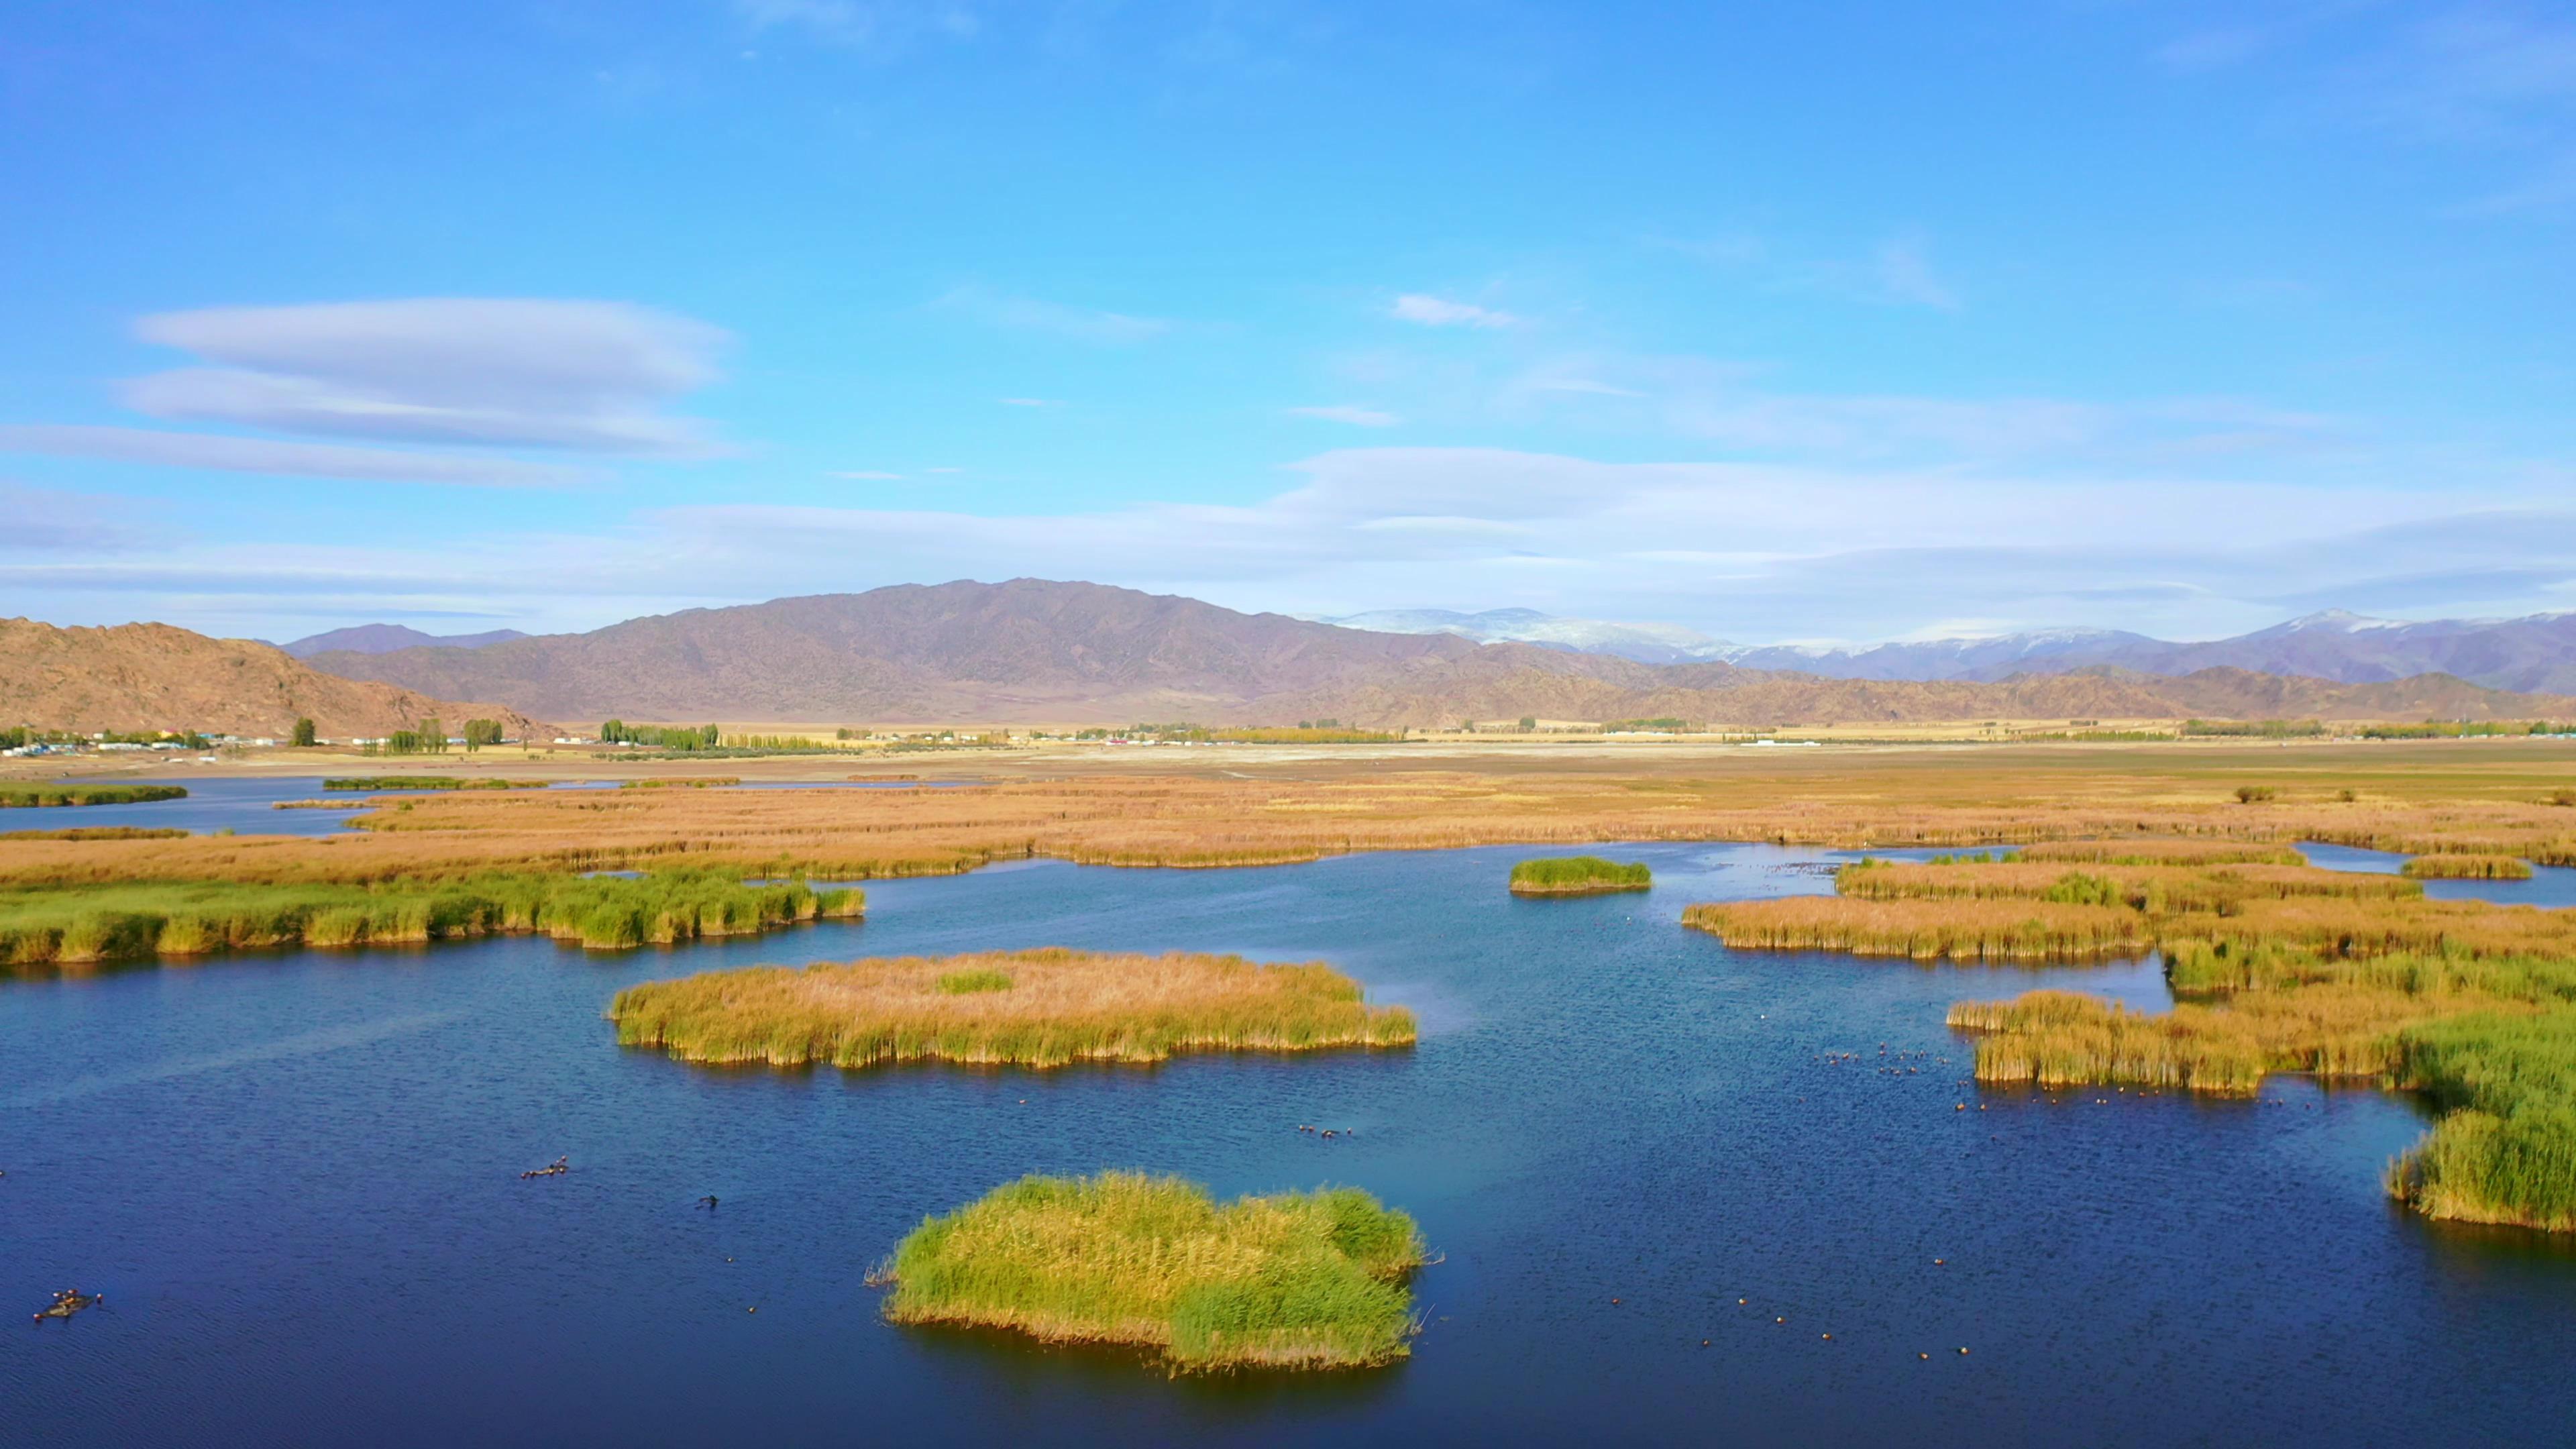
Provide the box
[6,841,2573,1446]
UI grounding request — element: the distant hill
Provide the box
[280,623,528,658]
[299,580,2576,727]
[1,619,552,739]
[1346,606,2576,693]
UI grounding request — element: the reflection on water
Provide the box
[5,841,2573,1447]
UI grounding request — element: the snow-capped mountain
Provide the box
[1324,608,1737,665]
[1324,607,2576,692]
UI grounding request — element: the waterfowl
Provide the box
[699,1195,719,1210]
[521,1155,571,1179]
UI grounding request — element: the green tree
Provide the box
[290,718,317,747]
[463,718,504,749]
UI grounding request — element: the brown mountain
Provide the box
[1,619,552,740]
[300,580,2576,727]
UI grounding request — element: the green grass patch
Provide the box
[878,1172,1427,1371]
[0,869,863,971]
[0,784,189,808]
[1507,855,1652,896]
[609,947,1415,1070]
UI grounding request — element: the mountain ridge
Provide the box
[297,580,2576,727]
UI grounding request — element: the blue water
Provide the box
[7,843,2574,1447]
[2298,841,2576,907]
[0,775,982,837]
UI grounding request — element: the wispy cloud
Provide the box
[122,299,729,457]
[1289,405,1401,427]
[832,470,903,480]
[1871,232,1961,311]
[0,424,596,488]
[735,0,979,48]
[933,286,1171,343]
[0,482,170,552]
[1390,294,1518,329]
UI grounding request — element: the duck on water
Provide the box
[34,1289,101,1323]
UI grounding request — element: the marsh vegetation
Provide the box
[0,784,189,808]
[876,1172,1427,1371]
[1699,847,2576,1232]
[608,947,1416,1070]
[1508,855,1651,895]
[0,869,861,971]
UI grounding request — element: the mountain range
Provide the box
[290,580,2576,728]
[1338,606,2576,693]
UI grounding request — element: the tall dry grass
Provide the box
[609,948,1415,1070]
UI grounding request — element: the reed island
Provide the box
[610,947,1415,1070]
[875,1172,1428,1371]
[1508,855,1652,896]
[0,869,861,971]
[0,784,188,808]
[1686,837,2576,1234]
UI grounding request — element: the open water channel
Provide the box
[6,828,2575,1446]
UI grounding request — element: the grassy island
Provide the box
[321,777,552,792]
[877,1172,1427,1371]
[608,947,1415,1070]
[0,869,861,971]
[0,784,188,808]
[1509,855,1651,896]
[2402,853,2536,880]
[1688,847,2576,1232]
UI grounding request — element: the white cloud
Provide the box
[1289,405,1401,427]
[123,299,728,456]
[1390,294,1518,328]
[21,445,2567,645]
[0,424,595,488]
[1872,233,1961,311]
[933,286,1170,343]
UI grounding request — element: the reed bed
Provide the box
[1507,855,1651,895]
[2402,853,2536,880]
[2015,839,2307,867]
[1837,859,2421,913]
[320,777,553,792]
[608,948,1416,1071]
[1683,897,2154,961]
[0,784,189,808]
[877,1172,1426,1371]
[2390,1010,2576,1232]
[0,826,190,841]
[0,870,861,971]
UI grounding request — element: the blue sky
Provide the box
[5,1,2574,646]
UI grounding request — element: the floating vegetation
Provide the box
[0,784,188,808]
[2402,853,2536,880]
[0,869,861,971]
[321,777,552,792]
[608,948,1415,1071]
[876,1172,1427,1372]
[1683,897,2153,961]
[1508,855,1652,896]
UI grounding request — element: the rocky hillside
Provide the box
[1,619,551,739]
